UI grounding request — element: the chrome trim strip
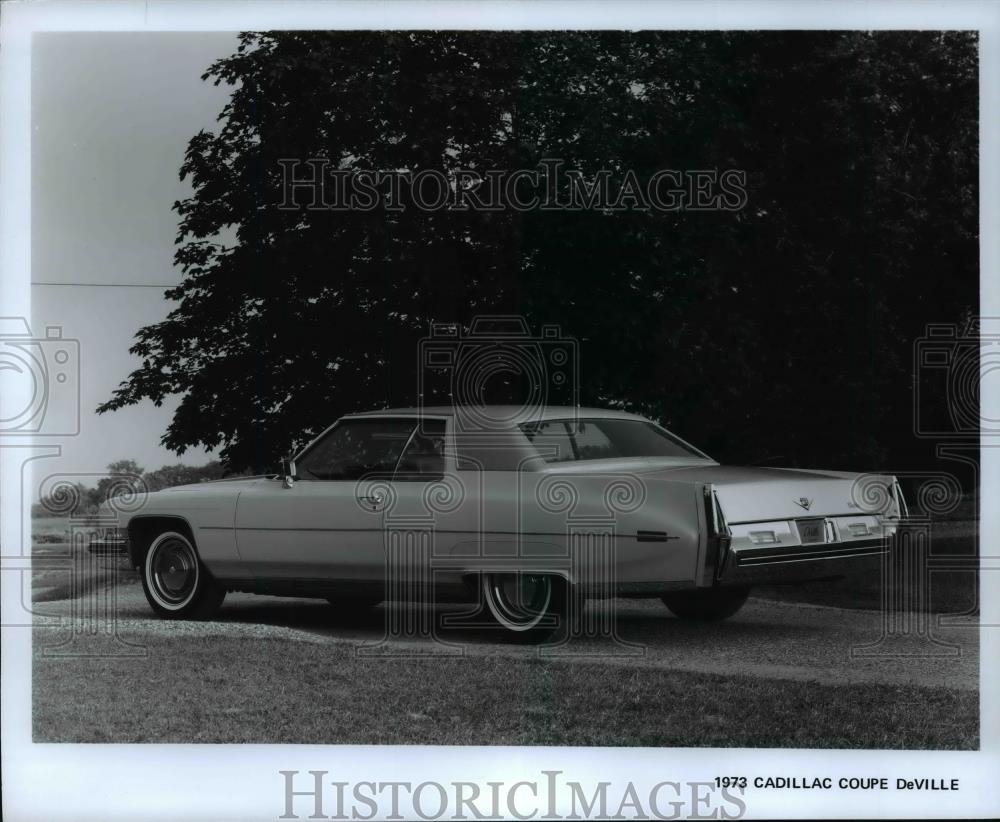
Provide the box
[700,484,733,583]
[737,547,887,567]
[728,514,882,526]
[734,539,886,567]
[87,537,129,556]
[892,478,910,519]
[636,530,679,543]
[205,525,657,539]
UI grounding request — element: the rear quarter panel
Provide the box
[435,470,704,587]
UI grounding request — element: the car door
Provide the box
[233,417,417,581]
[375,417,456,587]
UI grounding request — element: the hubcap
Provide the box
[148,535,198,607]
[487,572,552,630]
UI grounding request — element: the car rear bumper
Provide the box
[716,537,888,586]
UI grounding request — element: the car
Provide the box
[92,405,907,637]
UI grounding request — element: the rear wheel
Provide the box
[661,586,750,621]
[141,530,225,619]
[482,572,569,641]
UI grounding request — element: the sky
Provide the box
[30,32,239,490]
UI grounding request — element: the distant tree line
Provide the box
[32,459,234,518]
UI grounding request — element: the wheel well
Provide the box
[127,516,196,569]
[464,571,573,597]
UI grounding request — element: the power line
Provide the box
[31,281,179,288]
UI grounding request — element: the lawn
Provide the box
[33,632,977,749]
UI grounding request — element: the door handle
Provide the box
[357,492,385,510]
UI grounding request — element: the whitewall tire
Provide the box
[482,572,568,640]
[141,530,225,619]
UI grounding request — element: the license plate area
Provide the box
[796,518,827,545]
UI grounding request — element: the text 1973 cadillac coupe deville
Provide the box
[93,406,907,637]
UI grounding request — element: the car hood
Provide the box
[152,476,269,494]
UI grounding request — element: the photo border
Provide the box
[2,1,998,819]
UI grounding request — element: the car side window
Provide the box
[296,419,416,480]
[520,420,576,463]
[394,419,447,479]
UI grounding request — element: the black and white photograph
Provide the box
[1,1,998,820]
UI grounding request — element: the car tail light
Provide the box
[891,479,909,520]
[848,523,871,537]
[749,530,779,545]
[704,484,732,580]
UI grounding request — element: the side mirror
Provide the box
[280,456,296,489]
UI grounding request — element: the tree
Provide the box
[98,31,978,474]
[94,459,145,507]
[142,461,227,491]
[35,482,93,518]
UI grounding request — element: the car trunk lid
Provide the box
[652,464,896,522]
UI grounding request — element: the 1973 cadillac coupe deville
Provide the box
[92,406,907,637]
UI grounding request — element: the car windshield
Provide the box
[519,418,707,463]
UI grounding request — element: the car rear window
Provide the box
[454,418,706,470]
[519,418,705,463]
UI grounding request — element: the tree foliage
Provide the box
[98,31,978,473]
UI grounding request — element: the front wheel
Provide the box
[661,586,750,621]
[141,530,225,619]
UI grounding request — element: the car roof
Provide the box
[343,405,651,424]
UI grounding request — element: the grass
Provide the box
[33,632,977,749]
[755,567,977,613]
